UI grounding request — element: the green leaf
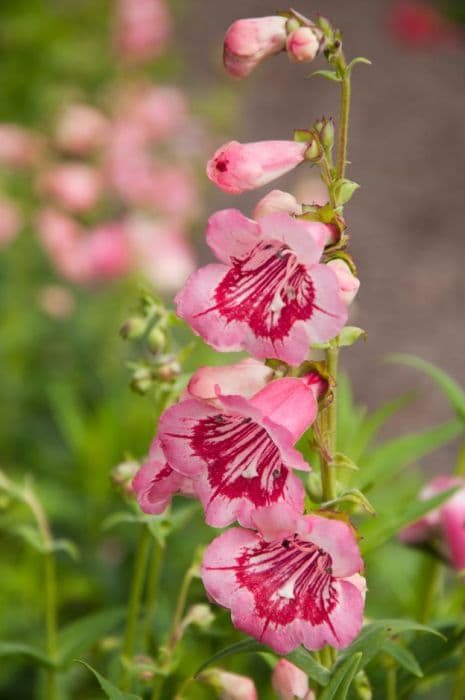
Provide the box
[102,511,145,531]
[77,661,141,700]
[309,70,341,82]
[359,487,458,553]
[0,642,54,668]
[286,647,331,687]
[57,608,126,666]
[337,327,367,348]
[390,354,465,424]
[319,652,362,700]
[195,640,265,676]
[357,419,462,490]
[382,640,423,678]
[347,57,372,73]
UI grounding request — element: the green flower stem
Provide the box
[24,485,58,700]
[335,55,350,181]
[454,437,465,476]
[452,643,465,700]
[120,523,151,690]
[386,660,397,700]
[320,347,339,502]
[144,539,164,649]
[418,558,442,624]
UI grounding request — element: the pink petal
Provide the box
[259,213,324,267]
[250,378,318,442]
[188,359,272,404]
[305,516,364,578]
[206,209,260,264]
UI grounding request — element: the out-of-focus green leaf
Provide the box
[194,640,265,676]
[0,642,53,667]
[77,660,141,700]
[390,354,465,423]
[319,652,362,700]
[357,420,462,490]
[349,393,414,462]
[286,647,331,686]
[382,640,423,677]
[58,608,126,666]
[359,487,457,553]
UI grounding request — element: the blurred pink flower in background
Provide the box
[272,659,315,700]
[54,104,109,155]
[38,284,76,319]
[388,1,460,47]
[0,124,41,168]
[0,198,22,248]
[39,164,103,213]
[115,0,171,62]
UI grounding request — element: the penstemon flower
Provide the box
[223,16,288,78]
[176,209,347,365]
[201,504,365,653]
[206,140,308,194]
[272,659,315,700]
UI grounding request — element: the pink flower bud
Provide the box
[253,189,302,219]
[200,669,257,700]
[286,26,322,63]
[0,198,22,248]
[207,140,307,194]
[39,164,103,213]
[272,659,314,700]
[223,16,287,78]
[55,104,108,155]
[327,258,360,306]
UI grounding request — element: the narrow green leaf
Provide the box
[337,326,367,348]
[350,393,414,462]
[195,640,264,676]
[339,625,387,668]
[58,608,126,666]
[359,487,458,554]
[390,354,465,424]
[382,640,423,677]
[309,70,341,82]
[0,642,54,668]
[102,511,144,531]
[358,419,462,490]
[77,660,141,700]
[319,652,362,700]
[286,647,330,686]
[347,57,372,73]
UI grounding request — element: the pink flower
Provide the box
[272,659,314,700]
[223,16,288,79]
[115,0,171,62]
[388,2,459,48]
[74,223,130,283]
[0,124,41,168]
[129,85,188,141]
[0,198,22,248]
[132,439,195,515]
[286,27,323,64]
[201,504,365,654]
[158,375,316,528]
[39,164,103,213]
[126,215,195,292]
[400,475,465,572]
[54,104,108,155]
[207,141,307,195]
[188,358,272,404]
[253,190,302,219]
[37,207,80,262]
[200,669,257,700]
[326,259,360,306]
[176,210,347,365]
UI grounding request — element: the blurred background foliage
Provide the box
[0,1,465,699]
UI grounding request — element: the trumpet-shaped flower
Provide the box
[201,504,365,654]
[223,16,288,79]
[176,210,346,365]
[158,376,316,528]
[272,659,314,700]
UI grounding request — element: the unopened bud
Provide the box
[156,360,181,383]
[354,670,372,700]
[304,138,322,162]
[112,460,139,497]
[199,669,258,700]
[327,258,360,306]
[272,658,314,700]
[319,118,335,149]
[130,366,153,394]
[120,316,147,340]
[285,18,301,34]
[333,178,360,205]
[134,655,156,685]
[147,326,166,355]
[287,26,323,63]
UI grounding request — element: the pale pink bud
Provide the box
[327,258,360,306]
[0,198,22,248]
[207,140,307,194]
[115,0,171,62]
[55,104,108,155]
[200,669,257,700]
[39,164,103,213]
[253,189,302,219]
[272,659,314,700]
[286,26,322,63]
[0,124,41,168]
[223,16,287,78]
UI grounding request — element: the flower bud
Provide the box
[253,189,301,219]
[130,366,153,394]
[207,140,307,194]
[156,359,181,383]
[272,659,314,700]
[318,117,335,150]
[112,459,139,496]
[120,316,147,340]
[199,669,257,700]
[327,258,360,306]
[287,26,323,64]
[223,16,287,79]
[147,325,166,354]
[304,138,322,162]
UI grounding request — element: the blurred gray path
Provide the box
[179,0,465,464]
